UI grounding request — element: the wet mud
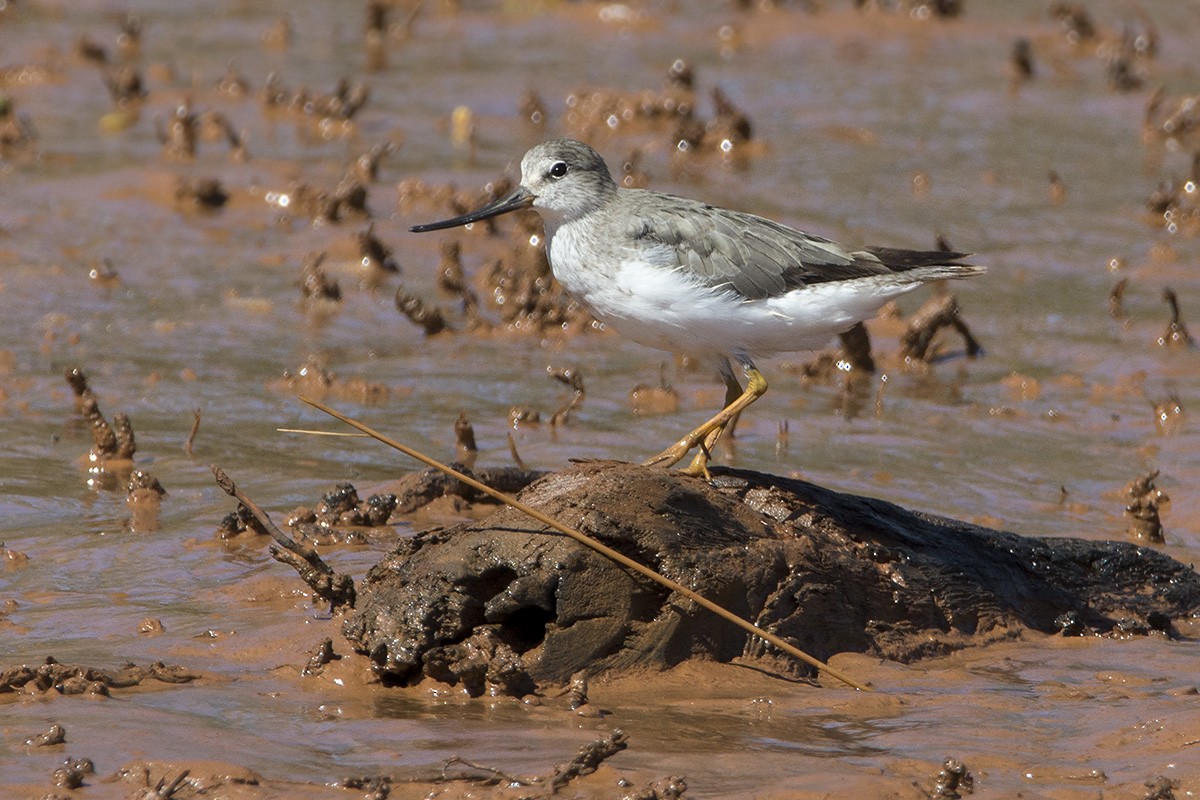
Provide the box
[345,461,1200,694]
[2,657,200,696]
[4,0,1200,798]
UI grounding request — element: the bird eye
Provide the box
[549,161,568,179]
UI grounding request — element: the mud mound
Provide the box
[342,462,1200,696]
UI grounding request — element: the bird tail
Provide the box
[902,263,988,282]
[862,247,986,282]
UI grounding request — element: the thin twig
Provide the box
[439,756,534,787]
[153,769,191,799]
[507,431,527,469]
[277,427,369,437]
[184,408,201,456]
[213,466,304,555]
[299,396,871,692]
[212,465,356,612]
[549,729,627,792]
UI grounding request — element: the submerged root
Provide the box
[436,729,630,796]
[900,293,983,362]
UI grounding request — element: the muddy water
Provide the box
[2,0,1199,797]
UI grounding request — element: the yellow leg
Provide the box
[677,371,743,478]
[643,366,768,476]
[677,423,726,479]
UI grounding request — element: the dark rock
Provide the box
[342,462,1200,694]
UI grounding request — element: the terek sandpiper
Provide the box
[412,139,984,478]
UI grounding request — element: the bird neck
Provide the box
[539,183,617,230]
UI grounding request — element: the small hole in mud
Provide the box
[474,566,519,600]
[504,606,554,649]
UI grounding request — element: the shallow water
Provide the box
[3,0,1200,797]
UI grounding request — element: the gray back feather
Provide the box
[618,189,971,301]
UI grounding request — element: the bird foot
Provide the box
[675,450,713,481]
[643,431,719,479]
[641,438,697,470]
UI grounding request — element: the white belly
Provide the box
[548,228,922,360]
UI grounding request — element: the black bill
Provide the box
[409,186,534,233]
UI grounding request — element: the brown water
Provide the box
[3,1,1200,797]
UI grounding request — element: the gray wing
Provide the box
[621,191,969,301]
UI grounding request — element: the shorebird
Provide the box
[412,139,985,478]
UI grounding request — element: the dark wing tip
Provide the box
[864,246,973,268]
